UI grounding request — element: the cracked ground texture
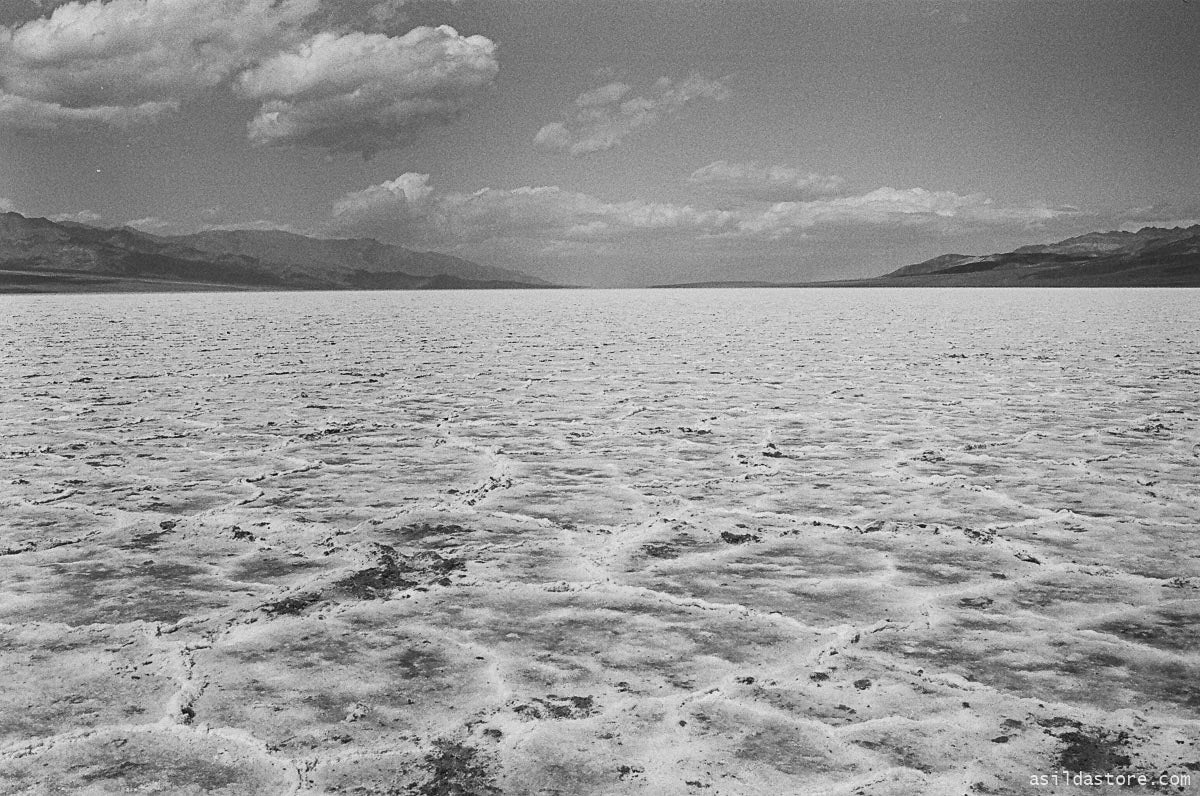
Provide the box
[1,288,1198,795]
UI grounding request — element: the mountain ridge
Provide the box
[873,224,1200,286]
[650,224,1200,288]
[0,213,550,293]
[165,228,551,287]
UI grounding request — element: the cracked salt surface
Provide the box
[1,287,1198,794]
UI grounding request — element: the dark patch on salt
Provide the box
[616,764,644,780]
[263,592,321,615]
[393,647,447,680]
[399,523,473,541]
[229,554,320,583]
[642,543,679,559]
[418,740,500,796]
[962,527,995,544]
[1057,728,1131,772]
[1092,608,1200,653]
[334,546,464,601]
[514,694,596,720]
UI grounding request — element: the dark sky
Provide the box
[2,0,1198,286]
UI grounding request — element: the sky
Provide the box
[1,0,1198,286]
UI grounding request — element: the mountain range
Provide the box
[869,223,1200,286]
[0,213,551,293]
[655,224,1200,288]
[2,212,1198,292]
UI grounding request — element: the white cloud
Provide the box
[575,81,632,108]
[0,200,102,222]
[0,0,318,129]
[123,215,302,236]
[332,174,1068,252]
[206,219,307,234]
[329,172,436,226]
[332,173,737,245]
[534,74,730,156]
[688,160,847,200]
[236,25,497,156]
[311,0,465,36]
[48,209,102,224]
[123,216,185,235]
[726,187,1067,240]
[0,92,175,129]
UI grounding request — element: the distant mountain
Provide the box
[874,224,1200,287]
[653,224,1200,289]
[0,212,550,293]
[169,229,551,287]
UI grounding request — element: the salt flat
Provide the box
[1,288,1198,795]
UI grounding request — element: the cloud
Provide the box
[1114,206,1200,233]
[0,92,175,129]
[48,209,102,224]
[0,200,102,223]
[0,1,495,151]
[332,173,738,245]
[310,0,465,36]
[688,161,847,201]
[0,0,318,129]
[329,172,436,227]
[124,215,302,236]
[122,217,181,235]
[205,219,307,234]
[727,187,1069,240]
[236,25,498,156]
[331,174,1068,253]
[534,74,730,156]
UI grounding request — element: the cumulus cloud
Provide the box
[310,0,465,36]
[688,160,847,201]
[236,25,498,156]
[534,74,730,156]
[0,0,317,129]
[0,0,493,152]
[329,172,436,226]
[333,172,738,245]
[332,173,1067,252]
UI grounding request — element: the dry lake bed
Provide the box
[1,287,1198,795]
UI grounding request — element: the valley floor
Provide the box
[1,288,1197,794]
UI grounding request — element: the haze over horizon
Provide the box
[2,0,1198,287]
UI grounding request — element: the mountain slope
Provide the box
[651,225,1200,289]
[875,224,1200,287]
[0,213,548,292]
[0,213,297,290]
